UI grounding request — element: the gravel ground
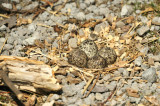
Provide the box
[0,0,160,105]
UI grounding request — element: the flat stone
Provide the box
[88,84,108,93]
[137,25,150,36]
[134,56,143,66]
[95,93,104,101]
[121,5,133,16]
[68,38,78,49]
[142,67,157,83]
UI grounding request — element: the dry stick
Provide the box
[1,67,23,100]
[82,75,94,95]
[101,85,117,105]
[84,72,100,98]
[0,35,8,55]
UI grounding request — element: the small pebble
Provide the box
[68,38,78,49]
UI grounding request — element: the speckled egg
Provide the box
[79,39,98,58]
[87,55,106,69]
[67,49,87,68]
[98,47,117,65]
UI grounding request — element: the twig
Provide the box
[84,72,100,98]
[1,67,24,101]
[100,85,117,105]
[0,34,8,55]
[82,75,94,95]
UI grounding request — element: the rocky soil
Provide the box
[0,0,160,105]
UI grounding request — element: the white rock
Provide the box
[24,31,40,45]
[142,67,157,83]
[134,56,143,66]
[95,93,104,100]
[76,12,85,20]
[2,3,12,9]
[121,5,133,16]
[137,25,149,36]
[68,38,78,49]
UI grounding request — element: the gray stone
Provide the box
[152,17,160,23]
[134,56,143,66]
[62,81,85,97]
[142,67,157,83]
[116,21,125,28]
[67,96,78,104]
[0,38,5,43]
[122,69,129,77]
[105,83,116,91]
[143,89,153,95]
[89,84,108,93]
[49,94,60,101]
[141,64,149,70]
[1,51,9,56]
[24,31,40,45]
[0,25,7,31]
[99,7,110,16]
[155,26,160,30]
[114,71,121,77]
[84,93,95,105]
[2,3,12,9]
[140,46,149,55]
[121,5,133,16]
[95,93,104,100]
[3,44,13,50]
[62,33,70,42]
[129,97,141,104]
[80,3,87,10]
[23,2,39,10]
[139,16,148,23]
[62,84,77,97]
[84,0,95,5]
[136,10,141,14]
[38,56,49,63]
[116,90,123,96]
[78,29,85,36]
[14,45,23,50]
[110,99,117,106]
[152,54,160,62]
[52,40,59,48]
[150,83,157,91]
[137,25,150,36]
[76,12,85,20]
[75,99,83,105]
[131,82,139,91]
[94,21,109,33]
[150,25,155,31]
[68,38,78,49]
[103,74,111,81]
[28,23,37,33]
[7,36,15,44]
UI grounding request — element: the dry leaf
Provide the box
[126,16,134,23]
[126,88,139,98]
[141,7,154,14]
[114,61,128,67]
[0,55,44,65]
[17,18,32,26]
